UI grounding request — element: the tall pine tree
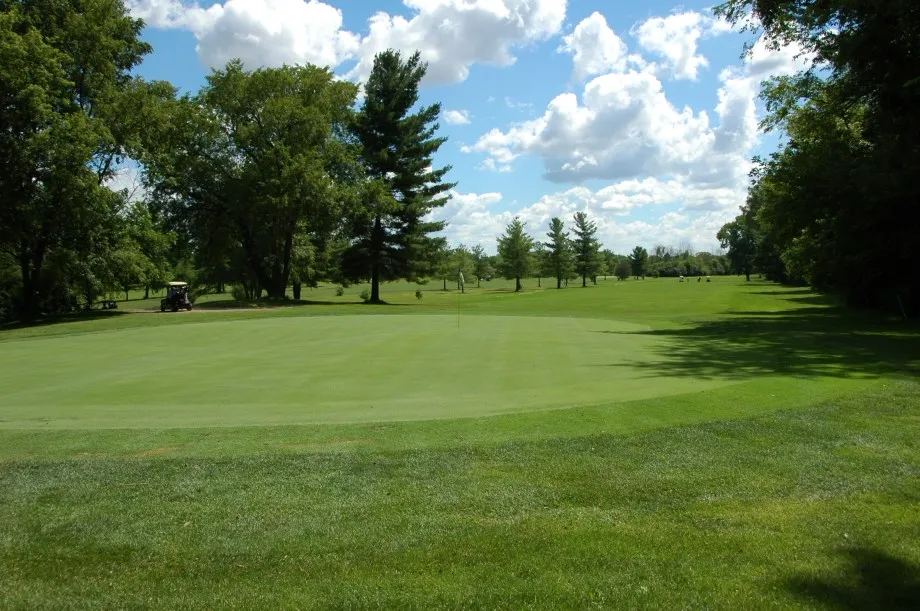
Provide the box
[342,50,455,303]
[572,212,601,287]
[497,218,534,292]
[544,217,573,289]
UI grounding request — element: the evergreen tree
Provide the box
[342,50,455,303]
[629,246,649,279]
[572,212,601,287]
[544,217,573,289]
[496,218,533,292]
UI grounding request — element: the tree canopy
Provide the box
[496,218,534,292]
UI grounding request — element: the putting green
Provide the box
[0,315,740,428]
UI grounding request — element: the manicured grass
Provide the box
[1,278,918,608]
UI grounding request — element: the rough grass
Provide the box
[1,278,919,609]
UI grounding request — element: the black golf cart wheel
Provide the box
[160,304,166,312]
[186,303,193,311]
[171,305,179,312]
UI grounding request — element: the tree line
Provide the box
[434,213,732,294]
[1,0,455,320]
[1,0,738,323]
[714,0,919,316]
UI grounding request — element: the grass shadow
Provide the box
[0,310,129,332]
[600,305,920,380]
[194,299,413,310]
[786,548,920,610]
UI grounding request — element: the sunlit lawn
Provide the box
[1,278,918,608]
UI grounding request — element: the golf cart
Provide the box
[161,281,193,312]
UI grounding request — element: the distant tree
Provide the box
[544,217,574,289]
[452,244,474,292]
[496,218,533,292]
[592,250,608,284]
[146,61,358,299]
[341,50,455,303]
[629,246,649,279]
[614,259,631,280]
[717,218,756,281]
[533,242,551,288]
[572,212,601,287]
[471,244,493,287]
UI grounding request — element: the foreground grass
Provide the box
[1,380,918,608]
[2,279,919,608]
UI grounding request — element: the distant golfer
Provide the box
[459,271,465,293]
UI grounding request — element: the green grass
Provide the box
[2,277,919,609]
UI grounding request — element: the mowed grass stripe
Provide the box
[0,315,738,428]
[0,380,917,609]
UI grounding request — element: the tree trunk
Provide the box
[745,271,751,281]
[18,241,45,320]
[292,282,302,300]
[144,284,150,299]
[582,273,587,287]
[371,263,381,303]
[538,276,541,288]
[477,278,481,288]
[370,216,382,303]
[443,278,447,291]
[515,277,522,292]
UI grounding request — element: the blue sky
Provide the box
[126,0,807,254]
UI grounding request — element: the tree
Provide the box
[629,246,649,279]
[471,245,492,287]
[716,0,920,314]
[614,258,631,280]
[572,212,601,287]
[145,62,358,299]
[544,217,573,289]
[533,242,551,288]
[452,245,474,292]
[342,50,455,304]
[717,216,756,281]
[496,218,533,292]
[0,0,156,318]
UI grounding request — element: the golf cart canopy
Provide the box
[167,281,188,287]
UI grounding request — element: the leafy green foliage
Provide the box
[145,61,358,300]
[629,246,649,279]
[716,0,920,314]
[544,217,574,289]
[571,212,601,287]
[496,218,534,292]
[471,245,493,287]
[0,0,155,318]
[341,50,455,303]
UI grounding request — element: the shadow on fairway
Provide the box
[600,298,920,380]
[0,310,129,331]
[785,548,920,610]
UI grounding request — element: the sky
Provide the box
[123,0,810,255]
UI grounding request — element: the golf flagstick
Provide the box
[458,271,464,329]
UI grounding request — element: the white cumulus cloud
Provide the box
[558,11,629,80]
[128,0,358,69]
[345,0,567,85]
[631,11,731,80]
[128,0,567,84]
[443,109,472,125]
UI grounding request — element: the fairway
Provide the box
[0,314,736,428]
[2,279,919,609]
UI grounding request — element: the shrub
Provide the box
[231,285,248,301]
[415,288,423,300]
[335,286,345,297]
[359,288,371,303]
